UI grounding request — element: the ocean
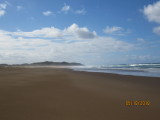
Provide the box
[71,63,160,77]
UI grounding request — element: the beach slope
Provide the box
[0,67,160,120]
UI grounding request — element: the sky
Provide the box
[0,0,160,65]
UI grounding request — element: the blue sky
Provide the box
[0,0,160,65]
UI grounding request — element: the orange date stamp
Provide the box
[125,100,150,106]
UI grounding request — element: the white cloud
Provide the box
[153,26,160,35]
[61,4,70,13]
[104,26,122,34]
[0,2,7,16]
[103,26,130,36]
[75,9,86,15]
[143,1,160,23]
[42,10,53,16]
[142,1,160,35]
[0,3,7,9]
[9,23,97,40]
[58,4,86,15]
[0,10,5,16]
[0,24,134,64]
[12,27,61,38]
[64,24,97,39]
[17,5,23,11]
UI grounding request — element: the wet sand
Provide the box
[0,67,160,120]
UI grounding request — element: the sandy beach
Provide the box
[0,67,160,120]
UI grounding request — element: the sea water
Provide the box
[71,63,160,77]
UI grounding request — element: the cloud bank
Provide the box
[0,24,134,64]
[7,23,97,40]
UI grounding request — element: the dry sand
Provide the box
[0,67,160,120]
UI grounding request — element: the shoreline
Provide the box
[72,69,160,78]
[0,67,160,120]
